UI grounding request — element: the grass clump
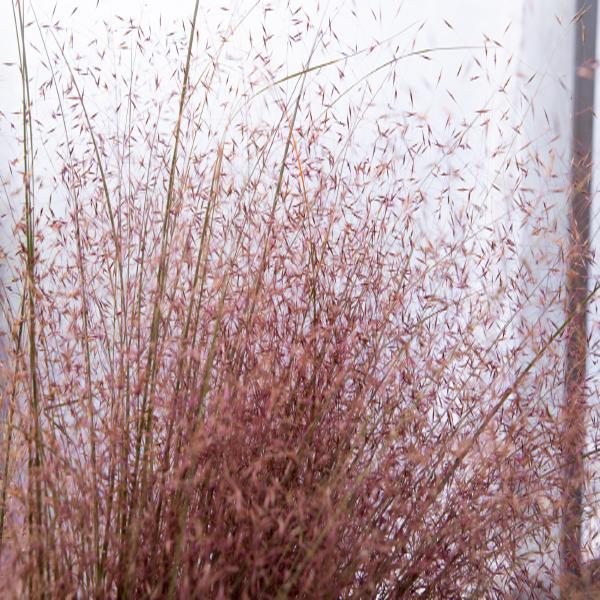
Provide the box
[0,1,594,597]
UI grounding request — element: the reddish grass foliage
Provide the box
[1,1,599,598]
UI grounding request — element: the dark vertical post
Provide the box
[562,0,597,596]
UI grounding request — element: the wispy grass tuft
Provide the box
[1,1,598,597]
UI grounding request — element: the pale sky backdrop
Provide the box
[0,0,523,183]
[0,0,528,295]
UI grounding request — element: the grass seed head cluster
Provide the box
[0,1,598,597]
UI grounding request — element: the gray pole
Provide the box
[562,0,597,596]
